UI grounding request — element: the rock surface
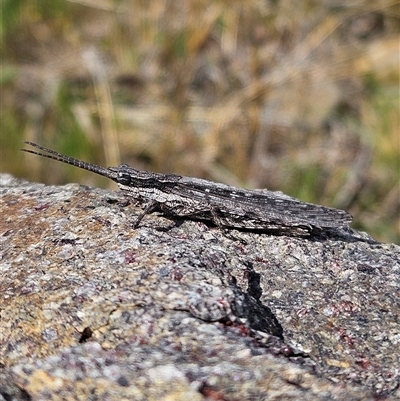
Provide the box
[1,173,399,400]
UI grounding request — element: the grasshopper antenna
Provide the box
[21,141,118,180]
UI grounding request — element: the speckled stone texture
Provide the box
[1,173,399,401]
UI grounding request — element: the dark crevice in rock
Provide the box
[230,287,283,339]
[78,327,93,343]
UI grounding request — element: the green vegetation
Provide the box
[1,0,399,243]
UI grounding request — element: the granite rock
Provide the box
[1,174,399,400]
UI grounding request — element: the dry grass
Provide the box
[1,0,399,242]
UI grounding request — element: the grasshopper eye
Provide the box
[117,170,131,186]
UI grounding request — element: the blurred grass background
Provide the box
[1,0,399,243]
